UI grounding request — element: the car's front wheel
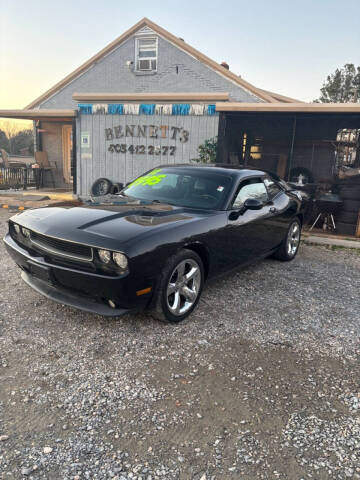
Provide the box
[273,218,301,261]
[151,249,204,323]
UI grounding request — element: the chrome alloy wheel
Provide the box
[166,259,201,316]
[287,222,300,257]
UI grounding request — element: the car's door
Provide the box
[262,176,294,248]
[226,176,280,265]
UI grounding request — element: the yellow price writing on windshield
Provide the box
[129,169,167,187]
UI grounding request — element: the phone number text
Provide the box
[108,144,176,155]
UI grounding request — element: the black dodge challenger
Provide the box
[4,164,304,322]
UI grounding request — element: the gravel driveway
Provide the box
[0,209,359,479]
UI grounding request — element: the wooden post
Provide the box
[216,113,228,163]
[23,168,28,190]
[286,115,297,181]
[71,118,77,195]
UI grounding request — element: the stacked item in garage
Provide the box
[335,176,360,236]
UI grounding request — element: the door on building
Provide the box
[62,125,73,184]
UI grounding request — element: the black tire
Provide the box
[336,222,356,236]
[336,210,359,224]
[110,182,123,195]
[273,218,301,261]
[338,185,360,201]
[150,249,204,323]
[341,199,360,212]
[91,178,112,196]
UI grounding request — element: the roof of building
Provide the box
[25,17,298,109]
[257,89,303,103]
[0,109,76,120]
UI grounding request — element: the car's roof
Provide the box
[156,163,266,178]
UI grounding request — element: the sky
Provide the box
[1,0,360,121]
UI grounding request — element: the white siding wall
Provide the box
[77,113,219,196]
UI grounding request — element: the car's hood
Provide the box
[11,202,207,252]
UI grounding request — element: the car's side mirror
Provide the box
[244,198,263,210]
[229,198,263,220]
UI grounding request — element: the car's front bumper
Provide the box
[3,233,151,317]
[21,270,129,316]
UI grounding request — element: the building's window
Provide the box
[136,37,157,71]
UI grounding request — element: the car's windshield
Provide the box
[122,167,233,210]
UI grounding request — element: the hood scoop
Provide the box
[79,205,184,230]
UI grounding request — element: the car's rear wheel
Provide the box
[273,218,301,261]
[151,250,204,323]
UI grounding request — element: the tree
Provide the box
[10,129,34,155]
[0,121,34,155]
[193,137,218,163]
[0,121,19,154]
[0,129,10,152]
[315,64,360,103]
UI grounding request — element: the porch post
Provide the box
[216,113,228,163]
[286,115,297,181]
[71,117,77,194]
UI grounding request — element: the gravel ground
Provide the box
[0,209,359,479]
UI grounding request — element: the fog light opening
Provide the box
[108,299,117,309]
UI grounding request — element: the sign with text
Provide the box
[104,124,189,157]
[104,124,189,142]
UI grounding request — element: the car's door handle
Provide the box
[270,207,277,213]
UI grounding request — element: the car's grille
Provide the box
[30,231,93,261]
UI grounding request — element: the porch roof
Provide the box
[0,109,77,121]
[216,102,360,113]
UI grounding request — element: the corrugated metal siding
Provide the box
[39,35,261,109]
[77,113,219,196]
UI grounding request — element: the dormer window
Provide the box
[136,37,157,72]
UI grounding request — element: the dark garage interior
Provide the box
[216,105,360,236]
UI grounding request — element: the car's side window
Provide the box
[263,177,282,199]
[232,178,268,208]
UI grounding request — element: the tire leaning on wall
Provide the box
[341,198,360,213]
[110,183,124,195]
[336,210,359,224]
[335,222,356,236]
[337,182,360,199]
[90,178,113,196]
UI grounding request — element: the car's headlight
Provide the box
[14,224,21,235]
[112,252,128,270]
[21,227,30,238]
[98,249,111,263]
